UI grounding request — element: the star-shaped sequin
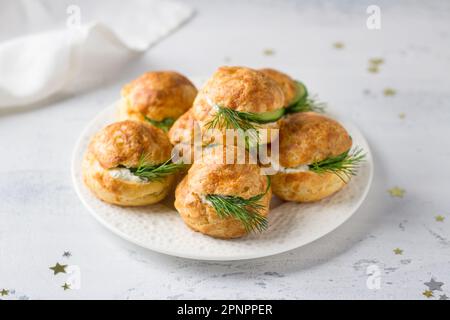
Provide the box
[333,42,344,49]
[424,278,444,291]
[435,215,445,222]
[263,48,275,56]
[62,283,71,291]
[367,66,379,73]
[369,58,384,65]
[49,262,67,275]
[383,88,397,96]
[367,58,384,74]
[439,294,449,300]
[62,251,72,258]
[423,290,434,298]
[388,187,405,198]
[393,248,403,255]
[0,289,9,296]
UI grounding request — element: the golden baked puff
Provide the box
[175,145,271,239]
[259,68,298,106]
[271,112,365,202]
[192,66,285,146]
[82,120,185,206]
[168,108,199,146]
[259,68,325,113]
[167,108,201,166]
[118,71,198,132]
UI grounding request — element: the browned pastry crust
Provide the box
[192,66,284,145]
[88,120,172,169]
[168,108,199,146]
[82,150,174,206]
[119,71,197,122]
[174,145,271,239]
[272,112,352,202]
[82,120,174,206]
[271,171,346,203]
[278,112,352,168]
[259,68,298,106]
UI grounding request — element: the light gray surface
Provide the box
[1,0,449,299]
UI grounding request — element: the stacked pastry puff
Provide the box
[83,67,365,239]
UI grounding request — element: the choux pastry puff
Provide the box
[83,120,183,206]
[175,145,271,239]
[192,66,285,146]
[271,112,364,202]
[118,71,198,132]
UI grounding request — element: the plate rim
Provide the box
[71,103,374,261]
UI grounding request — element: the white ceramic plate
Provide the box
[72,103,373,261]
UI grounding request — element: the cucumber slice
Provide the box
[293,81,308,106]
[241,108,285,124]
[285,81,308,113]
[144,116,175,132]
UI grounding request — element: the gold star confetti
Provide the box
[369,58,384,65]
[398,112,406,119]
[383,88,397,96]
[393,248,403,255]
[388,187,405,198]
[423,290,434,298]
[435,215,445,222]
[333,42,344,49]
[49,262,67,275]
[263,48,275,56]
[0,289,9,296]
[62,283,71,291]
[367,57,384,74]
[367,66,379,73]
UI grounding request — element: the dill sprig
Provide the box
[205,104,260,146]
[144,116,175,132]
[288,95,327,113]
[205,177,271,233]
[308,147,366,182]
[129,154,186,181]
[286,82,326,114]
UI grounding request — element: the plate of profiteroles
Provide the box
[72,66,373,260]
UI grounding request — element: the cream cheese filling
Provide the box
[275,164,310,174]
[108,167,147,183]
[198,193,213,206]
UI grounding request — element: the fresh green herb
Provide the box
[144,116,175,132]
[285,81,326,114]
[129,155,186,181]
[286,96,326,113]
[308,147,366,182]
[205,104,261,146]
[205,177,271,233]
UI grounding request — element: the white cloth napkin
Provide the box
[0,0,193,108]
